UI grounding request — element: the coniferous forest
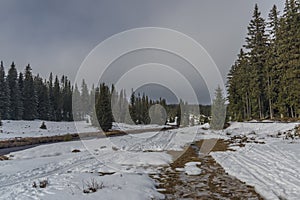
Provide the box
[227,1,300,121]
[0,61,211,130]
[0,61,74,121]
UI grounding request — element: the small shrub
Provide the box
[39,179,49,188]
[33,179,49,188]
[40,122,47,130]
[83,178,104,194]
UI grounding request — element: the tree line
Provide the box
[0,61,211,130]
[90,84,211,131]
[227,1,300,121]
[0,62,75,121]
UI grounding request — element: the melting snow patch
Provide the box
[184,162,202,176]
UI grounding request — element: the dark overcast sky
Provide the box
[0,0,284,104]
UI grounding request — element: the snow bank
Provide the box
[183,162,202,175]
[211,122,300,200]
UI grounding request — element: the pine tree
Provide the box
[210,86,226,130]
[0,61,10,119]
[48,73,55,121]
[72,83,81,121]
[129,90,137,124]
[276,0,300,118]
[18,72,24,119]
[61,77,72,121]
[80,79,89,119]
[7,62,22,120]
[53,76,62,121]
[23,65,37,120]
[34,76,50,120]
[96,83,113,131]
[227,49,251,121]
[265,5,280,119]
[227,1,299,120]
[244,4,268,119]
[111,84,120,122]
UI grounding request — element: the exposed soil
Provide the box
[0,126,176,150]
[151,139,263,200]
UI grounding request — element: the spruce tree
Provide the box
[72,83,81,121]
[0,61,10,119]
[53,76,62,121]
[96,83,113,131]
[18,72,24,119]
[244,4,268,119]
[23,65,37,120]
[265,5,280,119]
[48,73,55,121]
[34,76,50,120]
[7,62,22,120]
[129,90,137,124]
[62,77,72,121]
[80,79,89,119]
[210,86,226,130]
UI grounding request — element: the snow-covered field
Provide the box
[0,120,98,140]
[212,122,300,200]
[0,124,213,200]
[0,121,299,199]
[0,120,167,140]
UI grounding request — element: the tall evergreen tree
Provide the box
[18,72,24,119]
[129,90,137,124]
[244,4,268,119]
[80,79,89,119]
[95,83,113,131]
[53,76,62,121]
[265,5,280,119]
[210,86,226,130]
[61,77,73,121]
[72,83,81,121]
[0,61,10,119]
[7,62,22,120]
[48,73,55,121]
[23,65,37,120]
[34,76,50,120]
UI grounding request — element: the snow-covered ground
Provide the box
[0,120,98,140]
[112,122,167,131]
[176,162,202,176]
[211,122,300,200]
[0,121,299,199]
[0,124,213,200]
[0,120,167,140]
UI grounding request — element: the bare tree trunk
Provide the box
[269,99,273,119]
[258,97,262,119]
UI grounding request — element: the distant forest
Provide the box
[227,1,299,120]
[0,62,210,128]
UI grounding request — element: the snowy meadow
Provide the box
[0,121,299,199]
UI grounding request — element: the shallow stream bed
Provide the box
[150,139,263,199]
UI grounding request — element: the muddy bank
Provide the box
[151,139,263,199]
[0,126,175,153]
